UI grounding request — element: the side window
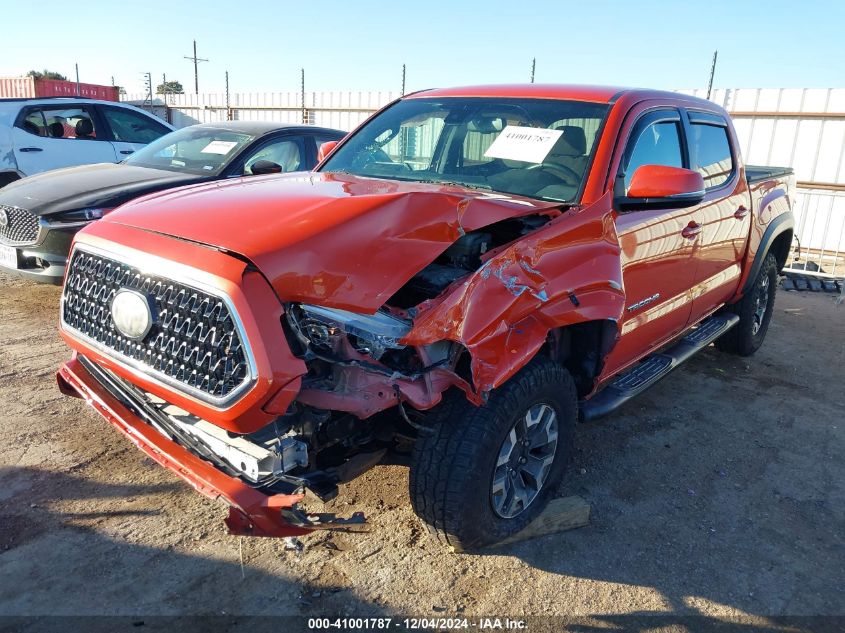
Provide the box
[313,134,341,147]
[380,115,446,171]
[689,122,733,189]
[19,110,47,136]
[17,106,98,140]
[243,139,303,174]
[623,120,684,191]
[462,118,504,168]
[102,107,169,144]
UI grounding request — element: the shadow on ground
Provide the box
[0,467,386,620]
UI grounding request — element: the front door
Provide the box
[98,105,172,160]
[601,107,700,377]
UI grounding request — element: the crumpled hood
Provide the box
[105,172,561,311]
[0,163,205,217]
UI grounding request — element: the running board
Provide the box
[579,313,740,421]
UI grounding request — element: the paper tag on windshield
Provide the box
[201,140,238,155]
[483,126,563,164]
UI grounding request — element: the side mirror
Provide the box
[318,140,340,163]
[250,159,283,175]
[617,165,705,211]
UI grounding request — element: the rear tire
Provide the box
[409,358,577,551]
[716,252,778,356]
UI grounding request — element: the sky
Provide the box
[3,0,843,95]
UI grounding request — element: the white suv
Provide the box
[0,97,174,187]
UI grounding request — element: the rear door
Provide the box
[97,104,172,158]
[11,103,118,175]
[682,109,750,323]
[600,105,700,376]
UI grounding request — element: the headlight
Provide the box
[42,207,112,228]
[291,304,411,360]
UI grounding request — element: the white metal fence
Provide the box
[127,88,845,278]
[126,91,394,131]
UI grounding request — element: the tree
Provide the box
[27,69,67,81]
[156,80,184,95]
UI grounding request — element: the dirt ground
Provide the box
[0,269,843,622]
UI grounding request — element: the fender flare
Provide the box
[742,212,794,294]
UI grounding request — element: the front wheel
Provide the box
[409,359,577,551]
[716,252,778,356]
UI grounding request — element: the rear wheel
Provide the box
[716,252,778,356]
[409,358,577,551]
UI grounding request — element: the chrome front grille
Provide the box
[61,248,253,403]
[0,205,39,245]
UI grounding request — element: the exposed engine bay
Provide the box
[124,213,559,501]
[389,214,551,308]
[213,213,559,499]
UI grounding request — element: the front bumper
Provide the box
[57,354,353,538]
[0,226,74,284]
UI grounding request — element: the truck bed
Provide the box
[746,165,794,184]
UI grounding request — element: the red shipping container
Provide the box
[0,76,119,101]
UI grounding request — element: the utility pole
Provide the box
[75,63,80,95]
[183,39,208,94]
[162,73,167,97]
[143,72,153,111]
[706,50,718,100]
[301,68,307,124]
[225,71,232,120]
[530,58,536,84]
[401,64,406,96]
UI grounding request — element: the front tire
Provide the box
[716,252,778,356]
[409,359,577,551]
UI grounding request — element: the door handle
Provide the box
[734,206,749,219]
[681,222,702,239]
[120,150,134,155]
[19,147,43,152]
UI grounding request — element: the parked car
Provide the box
[0,121,345,283]
[56,85,795,550]
[0,97,174,188]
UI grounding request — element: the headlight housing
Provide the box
[42,208,111,228]
[289,304,411,360]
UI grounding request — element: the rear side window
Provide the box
[17,106,98,140]
[623,121,684,191]
[101,107,170,144]
[689,122,733,189]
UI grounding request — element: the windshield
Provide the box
[320,97,608,202]
[125,127,255,175]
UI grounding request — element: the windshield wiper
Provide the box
[416,179,492,191]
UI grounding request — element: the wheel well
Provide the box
[0,172,21,188]
[542,320,617,397]
[769,229,793,272]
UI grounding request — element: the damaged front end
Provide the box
[57,166,623,540]
[58,354,369,536]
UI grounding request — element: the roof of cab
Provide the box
[192,120,342,136]
[407,84,712,107]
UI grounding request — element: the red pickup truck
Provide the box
[57,85,795,550]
